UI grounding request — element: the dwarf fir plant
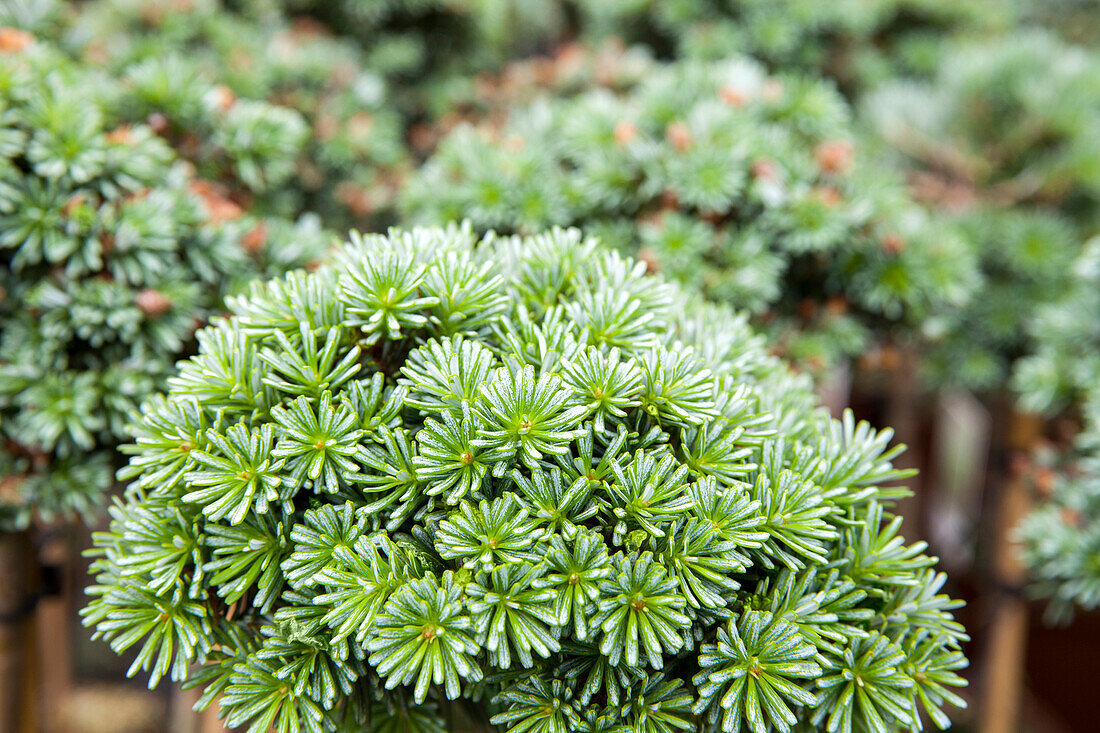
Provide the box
[252,0,566,82]
[36,0,409,228]
[0,35,328,529]
[254,0,1007,98]
[865,30,1099,389]
[867,30,1100,210]
[1013,237,1100,415]
[914,208,1085,389]
[1017,387,1100,620]
[862,31,1100,615]
[85,225,968,732]
[1013,238,1100,618]
[573,0,1009,93]
[405,56,975,371]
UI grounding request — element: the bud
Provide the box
[63,194,87,218]
[881,233,906,255]
[290,16,326,38]
[1060,507,1082,528]
[815,140,854,175]
[659,189,680,211]
[348,112,375,142]
[825,296,849,316]
[336,181,373,218]
[1035,466,1055,496]
[752,158,779,182]
[812,185,843,208]
[210,85,236,113]
[666,122,692,152]
[532,57,556,86]
[0,475,26,506]
[146,112,170,134]
[637,247,660,275]
[0,27,33,54]
[408,123,437,154]
[720,85,747,107]
[241,223,268,256]
[136,288,172,317]
[613,120,638,146]
[190,181,244,224]
[105,125,136,145]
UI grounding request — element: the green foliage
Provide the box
[694,610,819,733]
[0,36,327,530]
[250,0,566,80]
[1015,239,1100,619]
[404,56,977,372]
[575,0,1011,92]
[854,25,1100,615]
[1013,237,1100,414]
[85,226,967,732]
[173,0,1014,103]
[918,209,1084,389]
[39,0,410,228]
[1017,416,1100,620]
[863,30,1100,389]
[868,30,1100,206]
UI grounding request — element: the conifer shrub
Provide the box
[404,57,976,371]
[235,0,1007,97]
[867,30,1100,213]
[84,225,968,732]
[864,30,1100,615]
[860,31,1099,390]
[273,0,566,78]
[572,0,1008,93]
[41,0,409,228]
[1017,387,1100,620]
[915,208,1085,389]
[1013,237,1100,415]
[0,35,329,530]
[1014,238,1100,618]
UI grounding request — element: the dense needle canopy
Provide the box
[0,36,328,530]
[84,225,967,733]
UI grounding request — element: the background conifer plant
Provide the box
[16,0,410,229]
[1014,238,1100,618]
[404,56,977,371]
[570,0,1010,94]
[85,225,968,732]
[0,36,329,530]
[866,30,1100,388]
[1017,386,1100,620]
[868,30,1100,211]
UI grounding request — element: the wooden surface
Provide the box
[979,410,1042,733]
[34,533,72,733]
[0,531,36,733]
